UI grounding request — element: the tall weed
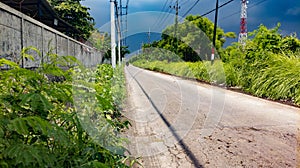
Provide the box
[0,47,133,167]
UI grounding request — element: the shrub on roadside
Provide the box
[0,47,133,167]
[131,24,300,105]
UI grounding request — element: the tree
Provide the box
[90,30,110,51]
[104,46,130,64]
[48,0,94,39]
[90,30,111,62]
[248,23,300,54]
[147,15,236,62]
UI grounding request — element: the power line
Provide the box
[179,0,191,7]
[115,0,122,65]
[169,0,180,53]
[151,0,170,28]
[153,0,264,35]
[157,10,172,27]
[153,6,173,30]
[180,0,235,21]
[200,0,235,17]
[116,0,129,46]
[124,0,129,45]
[126,0,129,10]
[211,0,219,64]
[182,0,200,18]
[161,0,170,12]
[249,0,269,8]
[221,0,269,20]
[220,10,240,20]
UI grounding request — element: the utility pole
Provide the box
[117,13,121,66]
[211,0,219,65]
[110,0,116,68]
[170,0,180,54]
[175,0,178,54]
[116,0,128,64]
[122,0,129,46]
[116,0,121,66]
[147,28,151,44]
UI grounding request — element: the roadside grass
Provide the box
[248,53,300,104]
[132,52,300,106]
[132,60,230,85]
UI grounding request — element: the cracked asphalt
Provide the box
[123,65,300,168]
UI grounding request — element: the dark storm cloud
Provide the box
[286,7,300,16]
[81,0,300,48]
[199,0,300,39]
[81,0,110,28]
[246,0,300,35]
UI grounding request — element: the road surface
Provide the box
[123,65,300,168]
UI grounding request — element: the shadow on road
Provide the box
[127,66,204,168]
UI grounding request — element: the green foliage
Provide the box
[48,0,94,39]
[96,64,114,112]
[90,31,109,50]
[145,15,236,62]
[104,46,130,63]
[130,47,181,63]
[0,58,20,69]
[90,30,130,63]
[132,23,300,105]
[90,31,111,62]
[0,47,134,167]
[249,54,300,103]
[112,64,127,111]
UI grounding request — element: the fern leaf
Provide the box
[0,58,20,69]
[21,46,41,61]
[8,118,29,135]
[20,92,54,118]
[3,143,55,167]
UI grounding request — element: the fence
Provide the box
[0,2,102,68]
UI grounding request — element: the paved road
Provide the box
[123,65,300,168]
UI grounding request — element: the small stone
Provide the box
[169,148,179,155]
[177,153,186,159]
[178,159,192,167]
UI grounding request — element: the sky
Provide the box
[82,0,300,52]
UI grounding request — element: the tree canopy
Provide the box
[145,15,236,62]
[48,0,95,39]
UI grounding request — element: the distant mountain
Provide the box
[125,32,161,53]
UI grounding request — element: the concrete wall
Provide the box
[0,2,102,69]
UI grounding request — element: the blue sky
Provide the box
[82,0,300,51]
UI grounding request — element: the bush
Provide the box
[0,47,133,167]
[131,24,300,106]
[249,53,300,103]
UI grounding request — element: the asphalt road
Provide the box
[123,65,300,168]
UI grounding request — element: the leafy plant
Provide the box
[142,15,236,62]
[0,47,134,167]
[131,23,300,105]
[48,0,95,39]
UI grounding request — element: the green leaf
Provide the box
[20,92,54,118]
[21,46,41,61]
[3,143,55,167]
[8,118,29,135]
[88,161,111,168]
[0,58,20,68]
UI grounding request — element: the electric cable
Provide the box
[181,0,200,18]
[221,0,269,20]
